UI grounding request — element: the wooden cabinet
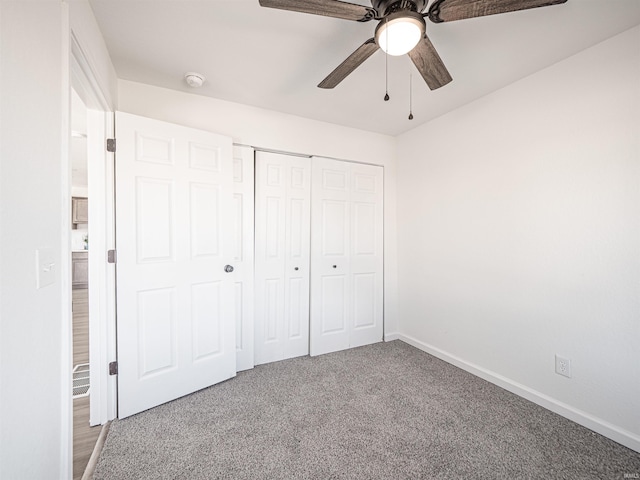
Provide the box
[72,197,88,224]
[72,251,88,288]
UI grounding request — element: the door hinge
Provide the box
[107,249,117,264]
[109,361,118,375]
[107,138,116,153]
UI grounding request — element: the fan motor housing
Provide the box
[371,0,427,16]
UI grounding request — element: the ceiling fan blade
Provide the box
[407,34,452,90]
[259,0,375,22]
[318,38,379,89]
[428,0,567,23]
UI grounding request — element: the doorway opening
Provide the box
[69,32,118,477]
[70,87,100,479]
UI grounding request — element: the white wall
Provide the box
[118,80,400,336]
[396,26,640,451]
[0,2,68,478]
[0,1,117,478]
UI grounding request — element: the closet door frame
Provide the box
[233,146,255,372]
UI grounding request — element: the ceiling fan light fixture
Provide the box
[375,11,425,56]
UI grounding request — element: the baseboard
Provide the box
[397,333,640,454]
[384,332,401,342]
[81,421,111,480]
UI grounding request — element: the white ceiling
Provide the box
[88,0,640,136]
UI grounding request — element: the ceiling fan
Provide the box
[258,0,568,90]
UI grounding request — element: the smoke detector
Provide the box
[184,72,205,88]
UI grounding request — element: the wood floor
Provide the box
[73,287,90,366]
[72,287,101,480]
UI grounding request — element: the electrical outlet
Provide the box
[555,354,572,378]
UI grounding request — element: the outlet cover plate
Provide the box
[555,354,572,378]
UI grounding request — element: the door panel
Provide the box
[353,273,376,328]
[191,281,222,360]
[322,168,348,191]
[310,158,383,356]
[116,112,236,418]
[135,178,174,262]
[353,203,376,255]
[190,184,220,258]
[188,142,221,171]
[311,159,351,355]
[349,163,384,348]
[255,153,287,365]
[138,287,175,376]
[284,164,311,358]
[287,277,304,339]
[265,278,281,342]
[320,275,348,334]
[255,152,311,365]
[234,283,243,352]
[265,197,284,260]
[135,133,173,165]
[322,200,349,256]
[288,198,305,258]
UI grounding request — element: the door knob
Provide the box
[224,265,234,273]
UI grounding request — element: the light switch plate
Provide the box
[36,248,56,289]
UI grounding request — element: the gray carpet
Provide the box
[94,341,640,479]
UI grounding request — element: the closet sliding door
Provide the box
[310,158,383,357]
[254,152,311,365]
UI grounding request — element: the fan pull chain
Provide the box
[408,72,414,120]
[384,55,389,101]
[384,18,389,101]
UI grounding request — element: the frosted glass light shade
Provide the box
[375,13,425,56]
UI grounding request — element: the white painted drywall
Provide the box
[118,80,400,337]
[0,1,117,478]
[0,2,68,478]
[396,26,640,450]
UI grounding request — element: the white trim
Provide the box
[86,110,117,424]
[233,145,255,372]
[104,111,118,421]
[70,27,117,426]
[384,332,400,342]
[70,31,112,111]
[397,333,640,453]
[233,143,385,168]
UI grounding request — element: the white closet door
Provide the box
[232,146,255,372]
[115,112,236,418]
[310,158,351,354]
[255,152,311,365]
[284,158,311,359]
[348,162,384,348]
[310,158,383,356]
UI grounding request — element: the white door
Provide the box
[310,158,384,356]
[254,152,311,365]
[115,112,236,418]
[232,146,255,372]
